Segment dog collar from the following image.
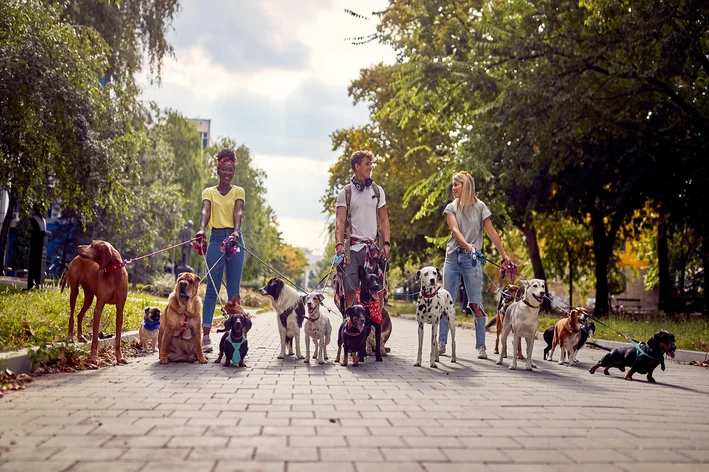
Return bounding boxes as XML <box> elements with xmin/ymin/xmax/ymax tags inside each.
<box><xmin>523</xmin><ymin>299</ymin><xmax>540</xmax><ymax>308</ymax></box>
<box><xmin>419</xmin><ymin>286</ymin><xmax>441</xmax><ymax>299</ymax></box>
<box><xmin>142</xmin><ymin>319</ymin><xmax>160</xmax><ymax>331</ymax></box>
<box><xmin>305</xmin><ymin>314</ymin><xmax>320</xmax><ymax>323</ymax></box>
<box><xmin>102</xmin><ymin>261</ymin><xmax>126</xmax><ymax>273</ymax></box>
<box><xmin>176</xmin><ymin>313</ymin><xmax>189</xmax><ymax>339</ymax></box>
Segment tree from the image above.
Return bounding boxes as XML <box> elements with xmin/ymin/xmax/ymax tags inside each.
<box><xmin>277</xmin><ymin>244</ymin><xmax>309</xmax><ymax>285</ymax></box>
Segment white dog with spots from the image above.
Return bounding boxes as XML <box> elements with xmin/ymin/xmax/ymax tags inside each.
<box><xmin>301</xmin><ymin>292</ymin><xmax>332</xmax><ymax>365</ymax></box>
<box><xmin>496</xmin><ymin>278</ymin><xmax>546</xmax><ymax>371</ymax></box>
<box><xmin>415</xmin><ymin>266</ymin><xmax>457</xmax><ymax>368</ymax></box>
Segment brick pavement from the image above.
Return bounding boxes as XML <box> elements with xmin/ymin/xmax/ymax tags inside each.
<box><xmin>1</xmin><ymin>299</ymin><xmax>708</xmax><ymax>472</ymax></box>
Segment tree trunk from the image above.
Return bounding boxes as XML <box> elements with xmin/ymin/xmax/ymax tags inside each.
<box><xmin>703</xmin><ymin>239</ymin><xmax>709</xmax><ymax>317</ymax></box>
<box><xmin>657</xmin><ymin>216</ymin><xmax>672</xmax><ymax>314</ymax></box>
<box><xmin>520</xmin><ymin>221</ymin><xmax>551</xmax><ymax>312</ymax></box>
<box><xmin>568</xmin><ymin>251</ymin><xmax>574</xmax><ymax>307</ymax></box>
<box><xmin>0</xmin><ymin>192</ymin><xmax>19</xmax><ymax>273</ymax></box>
<box><xmin>590</xmin><ymin>211</ymin><xmax>616</xmax><ymax>317</ymax></box>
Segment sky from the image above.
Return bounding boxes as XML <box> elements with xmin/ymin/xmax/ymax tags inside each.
<box><xmin>139</xmin><ymin>0</ymin><xmax>395</xmax><ymax>255</ymax></box>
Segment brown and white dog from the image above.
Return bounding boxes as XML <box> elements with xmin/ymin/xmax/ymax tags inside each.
<box><xmin>548</xmin><ymin>308</ymin><xmax>588</xmax><ymax>366</ymax></box>
<box><xmin>76</xmin><ymin>240</ymin><xmax>129</xmax><ymax>363</ymax></box>
<box><xmin>496</xmin><ymin>279</ymin><xmax>546</xmax><ymax>370</ymax></box>
<box><xmin>302</xmin><ymin>292</ymin><xmax>332</xmax><ymax>364</ymax></box>
<box><xmin>158</xmin><ymin>272</ymin><xmax>207</xmax><ymax>364</ymax></box>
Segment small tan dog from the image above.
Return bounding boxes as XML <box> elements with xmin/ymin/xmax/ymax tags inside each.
<box><xmin>139</xmin><ymin>307</ymin><xmax>161</xmax><ymax>353</ymax></box>
<box><xmin>158</xmin><ymin>272</ymin><xmax>207</xmax><ymax>364</ymax></box>
<box><xmin>548</xmin><ymin>308</ymin><xmax>587</xmax><ymax>366</ymax></box>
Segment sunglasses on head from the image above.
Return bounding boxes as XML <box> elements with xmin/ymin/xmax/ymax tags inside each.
<box><xmin>459</xmin><ymin>170</ymin><xmax>470</xmax><ymax>175</ymax></box>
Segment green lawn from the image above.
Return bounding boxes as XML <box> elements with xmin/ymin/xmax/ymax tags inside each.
<box><xmin>0</xmin><ymin>282</ymin><xmax>265</xmax><ymax>352</ymax></box>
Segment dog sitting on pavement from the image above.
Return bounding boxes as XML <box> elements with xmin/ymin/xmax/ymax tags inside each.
<box><xmin>335</xmin><ymin>304</ymin><xmax>370</xmax><ymax>367</ymax></box>
<box><xmin>215</xmin><ymin>295</ymin><xmax>252</xmax><ymax>368</ymax></box>
<box><xmin>259</xmin><ymin>278</ymin><xmax>305</xmax><ymax>360</ymax></box>
<box><xmin>547</xmin><ymin>308</ymin><xmax>588</xmax><ymax>366</ymax></box>
<box><xmin>139</xmin><ymin>307</ymin><xmax>161</xmax><ymax>353</ymax></box>
<box><xmin>589</xmin><ymin>330</ymin><xmax>676</xmax><ymax>382</ymax></box>
<box><xmin>358</xmin><ymin>266</ymin><xmax>392</xmax><ymax>361</ymax></box>
<box><xmin>496</xmin><ymin>279</ymin><xmax>546</xmax><ymax>370</ymax></box>
<box><xmin>414</xmin><ymin>266</ymin><xmax>456</xmax><ymax>368</ymax></box>
<box><xmin>159</xmin><ymin>272</ymin><xmax>207</xmax><ymax>364</ymax></box>
<box><xmin>302</xmin><ymin>292</ymin><xmax>332</xmax><ymax>364</ymax></box>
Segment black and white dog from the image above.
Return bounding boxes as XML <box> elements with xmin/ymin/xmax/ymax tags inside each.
<box><xmin>259</xmin><ymin>278</ymin><xmax>305</xmax><ymax>360</ymax></box>
<box><xmin>415</xmin><ymin>266</ymin><xmax>457</xmax><ymax>368</ymax></box>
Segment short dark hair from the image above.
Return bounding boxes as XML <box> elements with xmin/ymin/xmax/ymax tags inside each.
<box><xmin>350</xmin><ymin>150</ymin><xmax>374</xmax><ymax>171</ymax></box>
<box><xmin>215</xmin><ymin>147</ymin><xmax>237</xmax><ymax>163</ymax></box>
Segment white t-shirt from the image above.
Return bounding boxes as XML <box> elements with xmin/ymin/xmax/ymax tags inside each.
<box><xmin>336</xmin><ymin>183</ymin><xmax>386</xmax><ymax>252</ymax></box>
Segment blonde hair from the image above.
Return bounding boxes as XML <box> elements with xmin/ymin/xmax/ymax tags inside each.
<box><xmin>453</xmin><ymin>171</ymin><xmax>477</xmax><ymax>210</ymax></box>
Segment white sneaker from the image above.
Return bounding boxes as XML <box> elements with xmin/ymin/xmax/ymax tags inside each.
<box><xmin>477</xmin><ymin>347</ymin><xmax>488</xmax><ymax>359</ymax></box>
<box><xmin>438</xmin><ymin>343</ymin><xmax>446</xmax><ymax>355</ymax></box>
<box><xmin>202</xmin><ymin>336</ymin><xmax>213</xmax><ymax>353</ymax></box>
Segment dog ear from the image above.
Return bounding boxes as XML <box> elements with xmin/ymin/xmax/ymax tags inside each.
<box><xmin>300</xmin><ymin>294</ymin><xmax>307</xmax><ymax>306</ymax></box>
<box><xmin>315</xmin><ymin>293</ymin><xmax>324</xmax><ymax>303</ymax></box>
<box><xmin>415</xmin><ymin>270</ymin><xmax>421</xmax><ymax>282</ymax></box>
<box><xmin>145</xmin><ymin>307</ymin><xmax>150</xmax><ymax>315</ymax></box>
<box><xmin>95</xmin><ymin>242</ymin><xmax>114</xmax><ymax>270</ymax></box>
<box><xmin>230</xmin><ymin>295</ymin><xmax>239</xmax><ymax>305</ymax></box>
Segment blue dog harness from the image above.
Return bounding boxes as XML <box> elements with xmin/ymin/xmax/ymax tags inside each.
<box><xmin>228</xmin><ymin>334</ymin><xmax>247</xmax><ymax>364</ymax></box>
<box><xmin>141</xmin><ymin>319</ymin><xmax>160</xmax><ymax>331</ymax></box>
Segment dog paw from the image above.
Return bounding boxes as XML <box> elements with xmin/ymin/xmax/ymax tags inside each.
<box><xmin>159</xmin><ymin>359</ymin><xmax>168</xmax><ymax>364</ymax></box>
<box><xmin>558</xmin><ymin>360</ymin><xmax>565</xmax><ymax>365</ymax></box>
<box><xmin>430</xmin><ymin>363</ymin><xmax>437</xmax><ymax>368</ymax></box>
<box><xmin>277</xmin><ymin>354</ymin><xmax>285</xmax><ymax>359</ymax></box>
<box><xmin>304</xmin><ymin>359</ymin><xmax>310</xmax><ymax>364</ymax></box>
<box><xmin>317</xmin><ymin>359</ymin><xmax>325</xmax><ymax>365</ymax></box>
<box><xmin>116</xmin><ymin>357</ymin><xmax>128</xmax><ymax>365</ymax></box>
<box><xmin>647</xmin><ymin>377</ymin><xmax>656</xmax><ymax>383</ymax></box>
<box><xmin>508</xmin><ymin>365</ymin><xmax>516</xmax><ymax>370</ymax></box>
<box><xmin>414</xmin><ymin>361</ymin><xmax>421</xmax><ymax>367</ymax></box>
<box><xmin>376</xmin><ymin>356</ymin><xmax>383</xmax><ymax>362</ymax></box>
<box><xmin>496</xmin><ymin>360</ymin><xmax>503</xmax><ymax>365</ymax></box>
<box><xmin>525</xmin><ymin>366</ymin><xmax>533</xmax><ymax>371</ymax></box>
<box><xmin>297</xmin><ymin>354</ymin><xmax>305</xmax><ymax>359</ymax></box>
<box><xmin>532</xmin><ymin>363</ymin><xmax>538</xmax><ymax>368</ymax></box>
<box><xmin>451</xmin><ymin>357</ymin><xmax>457</xmax><ymax>363</ymax></box>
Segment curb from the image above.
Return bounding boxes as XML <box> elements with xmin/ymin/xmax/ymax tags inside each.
<box><xmin>0</xmin><ymin>330</ymin><xmax>141</xmax><ymax>375</ymax></box>
<box><xmin>395</xmin><ymin>313</ymin><xmax>709</xmax><ymax>363</ymax></box>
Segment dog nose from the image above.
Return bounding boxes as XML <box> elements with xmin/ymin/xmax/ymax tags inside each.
<box><xmin>429</xmin><ymin>278</ymin><xmax>435</xmax><ymax>284</ymax></box>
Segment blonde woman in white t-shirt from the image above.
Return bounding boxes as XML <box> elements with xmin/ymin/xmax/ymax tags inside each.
<box><xmin>195</xmin><ymin>148</ymin><xmax>246</xmax><ymax>353</ymax></box>
<box><xmin>439</xmin><ymin>171</ymin><xmax>512</xmax><ymax>359</ymax></box>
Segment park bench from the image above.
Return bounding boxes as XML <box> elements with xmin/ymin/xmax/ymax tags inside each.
<box><xmin>614</xmin><ymin>297</ymin><xmax>643</xmax><ymax>314</ymax></box>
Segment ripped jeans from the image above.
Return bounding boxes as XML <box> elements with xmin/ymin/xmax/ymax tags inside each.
<box><xmin>439</xmin><ymin>249</ymin><xmax>487</xmax><ymax>349</ymax></box>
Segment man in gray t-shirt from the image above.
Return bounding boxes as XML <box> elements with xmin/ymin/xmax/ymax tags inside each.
<box><xmin>444</xmin><ymin>200</ymin><xmax>492</xmax><ymax>255</ymax></box>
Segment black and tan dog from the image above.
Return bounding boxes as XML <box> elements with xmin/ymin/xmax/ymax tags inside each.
<box><xmin>335</xmin><ymin>304</ymin><xmax>370</xmax><ymax>367</ymax></box>
<box><xmin>215</xmin><ymin>295</ymin><xmax>253</xmax><ymax>368</ymax></box>
<box><xmin>358</xmin><ymin>265</ymin><xmax>392</xmax><ymax>361</ymax></box>
<box><xmin>544</xmin><ymin>319</ymin><xmax>595</xmax><ymax>362</ymax></box>
<box><xmin>589</xmin><ymin>330</ymin><xmax>676</xmax><ymax>382</ymax></box>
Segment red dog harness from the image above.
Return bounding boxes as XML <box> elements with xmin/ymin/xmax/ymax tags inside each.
<box><xmin>176</xmin><ymin>313</ymin><xmax>189</xmax><ymax>339</ymax></box>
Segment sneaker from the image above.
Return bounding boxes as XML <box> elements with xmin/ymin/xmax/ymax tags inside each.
<box><xmin>438</xmin><ymin>343</ymin><xmax>446</xmax><ymax>355</ymax></box>
<box><xmin>202</xmin><ymin>336</ymin><xmax>213</xmax><ymax>353</ymax></box>
<box><xmin>477</xmin><ymin>347</ymin><xmax>488</xmax><ymax>359</ymax></box>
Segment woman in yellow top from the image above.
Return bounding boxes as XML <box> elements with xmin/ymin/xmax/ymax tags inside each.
<box><xmin>196</xmin><ymin>147</ymin><xmax>245</xmax><ymax>353</ymax></box>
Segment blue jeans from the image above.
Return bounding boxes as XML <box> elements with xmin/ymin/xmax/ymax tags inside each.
<box><xmin>439</xmin><ymin>249</ymin><xmax>488</xmax><ymax>349</ymax></box>
<box><xmin>202</xmin><ymin>228</ymin><xmax>245</xmax><ymax>328</ymax></box>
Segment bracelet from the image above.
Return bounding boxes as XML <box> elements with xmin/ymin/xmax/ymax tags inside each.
<box><xmin>383</xmin><ymin>241</ymin><xmax>391</xmax><ymax>247</ymax></box>
<box><xmin>335</xmin><ymin>243</ymin><xmax>344</xmax><ymax>248</ymax></box>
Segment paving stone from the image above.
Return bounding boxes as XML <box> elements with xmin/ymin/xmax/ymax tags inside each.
<box><xmin>0</xmin><ymin>308</ymin><xmax>707</xmax><ymax>472</ymax></box>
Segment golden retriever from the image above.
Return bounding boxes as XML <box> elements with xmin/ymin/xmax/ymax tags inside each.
<box><xmin>158</xmin><ymin>272</ymin><xmax>207</xmax><ymax>364</ymax></box>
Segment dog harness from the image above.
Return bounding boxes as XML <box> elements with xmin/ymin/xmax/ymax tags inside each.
<box><xmin>141</xmin><ymin>319</ymin><xmax>160</xmax><ymax>331</ymax></box>
<box><xmin>176</xmin><ymin>313</ymin><xmax>189</xmax><ymax>339</ymax></box>
<box><xmin>362</xmin><ymin>299</ymin><xmax>382</xmax><ymax>324</ymax></box>
<box><xmin>279</xmin><ymin>306</ymin><xmax>294</xmax><ymax>329</ymax></box>
<box><xmin>228</xmin><ymin>334</ymin><xmax>246</xmax><ymax>364</ymax></box>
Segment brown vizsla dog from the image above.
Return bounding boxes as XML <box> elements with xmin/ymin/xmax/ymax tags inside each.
<box><xmin>77</xmin><ymin>240</ymin><xmax>129</xmax><ymax>363</ymax></box>
<box><xmin>60</xmin><ymin>256</ymin><xmax>99</xmax><ymax>343</ymax></box>
<box><xmin>494</xmin><ymin>284</ymin><xmax>524</xmax><ymax>360</ymax></box>
<box><xmin>158</xmin><ymin>272</ymin><xmax>207</xmax><ymax>364</ymax></box>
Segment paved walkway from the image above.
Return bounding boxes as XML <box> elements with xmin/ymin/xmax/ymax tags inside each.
<box><xmin>1</xmin><ymin>299</ymin><xmax>709</xmax><ymax>472</ymax></box>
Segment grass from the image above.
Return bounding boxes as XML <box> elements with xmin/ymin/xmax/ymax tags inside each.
<box><xmin>386</xmin><ymin>299</ymin><xmax>709</xmax><ymax>352</ymax></box>
<box><xmin>0</xmin><ymin>282</ymin><xmax>269</xmax><ymax>353</ymax></box>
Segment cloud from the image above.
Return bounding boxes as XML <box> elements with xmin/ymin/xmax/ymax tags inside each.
<box><xmin>140</xmin><ymin>0</ymin><xmax>395</xmax><ymax>252</ymax></box>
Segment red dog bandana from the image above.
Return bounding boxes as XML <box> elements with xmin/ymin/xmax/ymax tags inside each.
<box><xmin>362</xmin><ymin>299</ymin><xmax>382</xmax><ymax>324</ymax></box>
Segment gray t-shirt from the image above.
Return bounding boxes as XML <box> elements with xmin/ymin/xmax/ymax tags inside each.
<box><xmin>444</xmin><ymin>200</ymin><xmax>492</xmax><ymax>256</ymax></box>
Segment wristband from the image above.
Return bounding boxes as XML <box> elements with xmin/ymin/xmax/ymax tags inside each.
<box><xmin>383</xmin><ymin>241</ymin><xmax>391</xmax><ymax>247</ymax></box>
<box><xmin>335</xmin><ymin>243</ymin><xmax>344</xmax><ymax>248</ymax></box>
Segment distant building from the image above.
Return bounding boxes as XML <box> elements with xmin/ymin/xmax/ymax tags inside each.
<box><xmin>190</xmin><ymin>119</ymin><xmax>211</xmax><ymax>150</ymax></box>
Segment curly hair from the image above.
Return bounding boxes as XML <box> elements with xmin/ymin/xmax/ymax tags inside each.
<box><xmin>215</xmin><ymin>147</ymin><xmax>237</xmax><ymax>163</ymax></box>
<box><xmin>350</xmin><ymin>150</ymin><xmax>374</xmax><ymax>171</ymax></box>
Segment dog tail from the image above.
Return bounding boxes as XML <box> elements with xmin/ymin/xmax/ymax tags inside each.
<box><xmin>59</xmin><ymin>272</ymin><xmax>68</xmax><ymax>293</ymax></box>
<box><xmin>486</xmin><ymin>315</ymin><xmax>497</xmax><ymax>330</ymax></box>
<box><xmin>586</xmin><ymin>342</ymin><xmax>613</xmax><ymax>352</ymax></box>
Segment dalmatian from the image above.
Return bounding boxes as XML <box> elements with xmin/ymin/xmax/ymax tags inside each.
<box><xmin>414</xmin><ymin>266</ymin><xmax>456</xmax><ymax>368</ymax></box>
